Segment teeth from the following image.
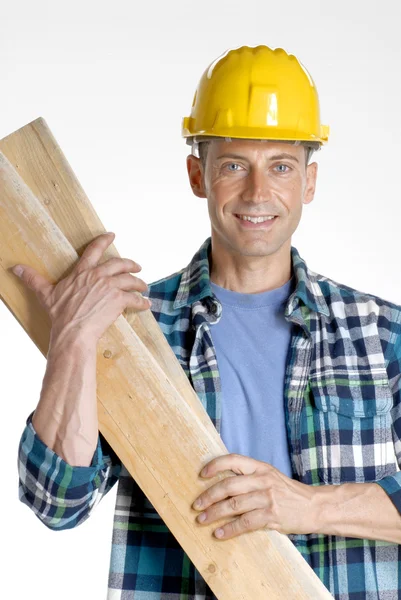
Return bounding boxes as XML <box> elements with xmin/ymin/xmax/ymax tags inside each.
<box><xmin>238</xmin><ymin>215</ymin><xmax>276</xmax><ymax>223</ymax></box>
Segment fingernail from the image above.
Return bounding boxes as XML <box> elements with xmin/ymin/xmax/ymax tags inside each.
<box><xmin>12</xmin><ymin>266</ymin><xmax>24</xmax><ymax>277</ymax></box>
<box><xmin>193</xmin><ymin>499</ymin><xmax>202</xmax><ymax>510</ymax></box>
<box><xmin>215</xmin><ymin>528</ymin><xmax>224</xmax><ymax>538</ymax></box>
<box><xmin>197</xmin><ymin>512</ymin><xmax>206</xmax><ymax>523</ymax></box>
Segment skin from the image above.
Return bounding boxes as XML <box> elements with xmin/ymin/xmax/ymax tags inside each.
<box><xmin>187</xmin><ymin>139</ymin><xmax>401</xmax><ymax>543</ymax></box>
<box><xmin>187</xmin><ymin>139</ymin><xmax>317</xmax><ymax>293</ymax></box>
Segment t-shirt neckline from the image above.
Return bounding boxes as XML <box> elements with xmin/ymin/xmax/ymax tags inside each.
<box><xmin>210</xmin><ymin>276</ymin><xmax>295</xmax><ymax>309</ymax></box>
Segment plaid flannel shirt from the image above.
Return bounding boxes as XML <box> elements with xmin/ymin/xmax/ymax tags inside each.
<box><xmin>18</xmin><ymin>237</ymin><xmax>401</xmax><ymax>599</ymax></box>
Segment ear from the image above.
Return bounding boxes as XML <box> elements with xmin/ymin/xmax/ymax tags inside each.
<box><xmin>303</xmin><ymin>162</ymin><xmax>318</xmax><ymax>205</ymax></box>
<box><xmin>186</xmin><ymin>154</ymin><xmax>207</xmax><ymax>198</ymax></box>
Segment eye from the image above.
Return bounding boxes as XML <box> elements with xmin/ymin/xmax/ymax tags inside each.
<box><xmin>275</xmin><ymin>164</ymin><xmax>290</xmax><ymax>173</ymax></box>
<box><xmin>224</xmin><ymin>162</ymin><xmax>242</xmax><ymax>172</ymax></box>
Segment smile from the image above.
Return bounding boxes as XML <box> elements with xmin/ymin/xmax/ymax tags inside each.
<box><xmin>236</xmin><ymin>214</ymin><xmax>276</xmax><ymax>224</ymax></box>
<box><xmin>235</xmin><ymin>214</ymin><xmax>278</xmax><ymax>229</ymax></box>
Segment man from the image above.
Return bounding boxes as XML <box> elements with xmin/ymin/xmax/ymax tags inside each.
<box><xmin>15</xmin><ymin>45</ymin><xmax>401</xmax><ymax>599</ymax></box>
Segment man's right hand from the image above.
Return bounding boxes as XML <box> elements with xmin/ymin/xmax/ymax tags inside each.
<box><xmin>12</xmin><ymin>231</ymin><xmax>151</xmax><ymax>346</ymax></box>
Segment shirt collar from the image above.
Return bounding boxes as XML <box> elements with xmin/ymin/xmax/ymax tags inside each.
<box><xmin>173</xmin><ymin>237</ymin><xmax>330</xmax><ymax>318</ymax></box>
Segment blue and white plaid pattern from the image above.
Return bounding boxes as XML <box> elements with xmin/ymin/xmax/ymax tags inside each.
<box><xmin>18</xmin><ymin>238</ymin><xmax>401</xmax><ymax>599</ymax></box>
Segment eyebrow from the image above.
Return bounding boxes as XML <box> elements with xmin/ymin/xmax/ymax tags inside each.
<box><xmin>215</xmin><ymin>152</ymin><xmax>299</xmax><ymax>163</ymax></box>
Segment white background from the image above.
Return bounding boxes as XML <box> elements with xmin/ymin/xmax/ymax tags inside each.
<box><xmin>1</xmin><ymin>1</ymin><xmax>400</xmax><ymax>598</ymax></box>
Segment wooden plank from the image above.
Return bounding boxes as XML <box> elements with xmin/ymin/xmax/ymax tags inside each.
<box><xmin>0</xmin><ymin>118</ymin><xmax>213</xmax><ymax>433</ymax></box>
<box><xmin>0</xmin><ymin>126</ymin><xmax>333</xmax><ymax>598</ymax></box>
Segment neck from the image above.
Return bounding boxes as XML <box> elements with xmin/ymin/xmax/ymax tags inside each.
<box><xmin>209</xmin><ymin>236</ymin><xmax>292</xmax><ymax>294</ymax></box>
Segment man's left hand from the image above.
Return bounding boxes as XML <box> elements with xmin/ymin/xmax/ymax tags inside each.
<box><xmin>192</xmin><ymin>453</ymin><xmax>320</xmax><ymax>540</ymax></box>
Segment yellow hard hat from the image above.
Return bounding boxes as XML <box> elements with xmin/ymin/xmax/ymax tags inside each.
<box><xmin>182</xmin><ymin>45</ymin><xmax>329</xmax><ymax>145</ymax></box>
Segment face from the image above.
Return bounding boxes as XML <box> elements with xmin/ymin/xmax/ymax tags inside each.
<box><xmin>187</xmin><ymin>139</ymin><xmax>318</xmax><ymax>259</ymax></box>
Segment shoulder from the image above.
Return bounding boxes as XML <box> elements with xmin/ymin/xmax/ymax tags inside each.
<box><xmin>314</xmin><ymin>267</ymin><xmax>401</xmax><ymax>312</ymax></box>
<box><xmin>148</xmin><ymin>268</ymin><xmax>185</xmax><ymax>304</ymax></box>
<box><xmin>145</xmin><ymin>267</ymin><xmax>196</xmax><ymax>355</ymax></box>
<box><xmin>146</xmin><ymin>268</ymin><xmax>189</xmax><ymax>336</ymax></box>
<box><xmin>312</xmin><ymin>266</ymin><xmax>401</xmax><ymax>347</ymax></box>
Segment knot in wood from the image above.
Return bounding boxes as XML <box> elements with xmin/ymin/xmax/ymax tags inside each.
<box><xmin>103</xmin><ymin>349</ymin><xmax>112</xmax><ymax>359</ymax></box>
<box><xmin>208</xmin><ymin>564</ymin><xmax>216</xmax><ymax>574</ymax></box>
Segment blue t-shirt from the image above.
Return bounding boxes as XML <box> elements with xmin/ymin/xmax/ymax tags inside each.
<box><xmin>209</xmin><ymin>276</ymin><xmax>295</xmax><ymax>477</ymax></box>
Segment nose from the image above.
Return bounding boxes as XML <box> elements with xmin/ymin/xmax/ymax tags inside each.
<box><xmin>241</xmin><ymin>166</ymin><xmax>272</xmax><ymax>204</ymax></box>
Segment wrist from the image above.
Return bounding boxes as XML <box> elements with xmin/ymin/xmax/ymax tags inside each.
<box><xmin>310</xmin><ymin>482</ymin><xmax>344</xmax><ymax>535</ymax></box>
<box><xmin>48</xmin><ymin>325</ymin><xmax>97</xmax><ymax>356</ymax></box>
<box><xmin>312</xmin><ymin>482</ymin><xmax>375</xmax><ymax>537</ymax></box>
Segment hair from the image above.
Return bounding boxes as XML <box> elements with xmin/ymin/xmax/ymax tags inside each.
<box><xmin>196</xmin><ymin>139</ymin><xmax>320</xmax><ymax>169</ymax></box>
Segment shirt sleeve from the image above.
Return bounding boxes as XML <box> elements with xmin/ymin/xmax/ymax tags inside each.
<box><xmin>375</xmin><ymin>327</ymin><xmax>401</xmax><ymax>512</ymax></box>
<box><xmin>18</xmin><ymin>412</ymin><xmax>121</xmax><ymax>530</ymax></box>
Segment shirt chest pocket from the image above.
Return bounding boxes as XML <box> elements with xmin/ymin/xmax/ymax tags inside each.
<box><xmin>302</xmin><ymin>374</ymin><xmax>395</xmax><ymax>485</ymax></box>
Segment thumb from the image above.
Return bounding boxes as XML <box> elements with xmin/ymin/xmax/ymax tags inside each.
<box><xmin>12</xmin><ymin>264</ymin><xmax>53</xmax><ymax>303</ymax></box>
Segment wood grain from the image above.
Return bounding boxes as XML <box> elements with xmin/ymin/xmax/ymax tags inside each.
<box><xmin>0</xmin><ymin>117</ymin><xmax>213</xmax><ymax>432</ymax></box>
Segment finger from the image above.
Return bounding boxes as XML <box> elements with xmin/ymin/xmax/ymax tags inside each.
<box><xmin>201</xmin><ymin>453</ymin><xmax>261</xmax><ymax>478</ymax></box>
<box><xmin>11</xmin><ymin>264</ymin><xmax>53</xmax><ymax>305</ymax></box>
<box><xmin>213</xmin><ymin>508</ymin><xmax>268</xmax><ymax>540</ymax></box>
<box><xmin>197</xmin><ymin>491</ymin><xmax>266</xmax><ymax>525</ymax></box>
<box><xmin>122</xmin><ymin>290</ymin><xmax>152</xmax><ymax>312</ymax></box>
<box><xmin>95</xmin><ymin>257</ymin><xmax>143</xmax><ymax>278</ymax></box>
<box><xmin>112</xmin><ymin>273</ymin><xmax>148</xmax><ymax>294</ymax></box>
<box><xmin>193</xmin><ymin>474</ymin><xmax>264</xmax><ymax>511</ymax></box>
<box><xmin>76</xmin><ymin>232</ymin><xmax>116</xmax><ymax>273</ymax></box>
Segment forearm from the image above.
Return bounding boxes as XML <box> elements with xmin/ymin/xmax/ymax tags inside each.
<box><xmin>32</xmin><ymin>331</ymin><xmax>98</xmax><ymax>467</ymax></box>
<box><xmin>314</xmin><ymin>481</ymin><xmax>401</xmax><ymax>544</ymax></box>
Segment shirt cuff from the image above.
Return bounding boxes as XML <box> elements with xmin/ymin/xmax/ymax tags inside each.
<box><xmin>24</xmin><ymin>411</ymin><xmax>106</xmax><ymax>484</ymax></box>
<box><xmin>375</xmin><ymin>473</ymin><xmax>401</xmax><ymax>515</ymax></box>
